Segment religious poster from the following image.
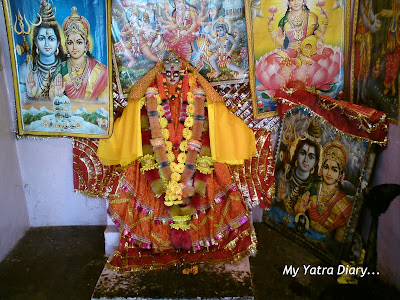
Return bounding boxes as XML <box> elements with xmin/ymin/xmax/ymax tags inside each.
<box><xmin>265</xmin><ymin>89</ymin><xmax>388</xmax><ymax>264</ymax></box>
<box><xmin>249</xmin><ymin>0</ymin><xmax>349</xmax><ymax>119</ymax></box>
<box><xmin>111</xmin><ymin>0</ymin><xmax>252</xmax><ymax>97</ymax></box>
<box><xmin>350</xmin><ymin>0</ymin><xmax>400</xmax><ymax>124</ymax></box>
<box><xmin>3</xmin><ymin>0</ymin><xmax>112</xmax><ymax>137</ymax></box>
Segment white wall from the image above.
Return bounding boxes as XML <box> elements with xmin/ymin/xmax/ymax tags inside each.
<box><xmin>0</xmin><ymin>3</ymin><xmax>29</xmax><ymax>261</ymax></box>
<box><xmin>17</xmin><ymin>138</ymin><xmax>107</xmax><ymax>226</ymax></box>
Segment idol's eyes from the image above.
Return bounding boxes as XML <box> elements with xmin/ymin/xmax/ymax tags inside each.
<box><xmin>166</xmin><ymin>71</ymin><xmax>180</xmax><ymax>77</ymax></box>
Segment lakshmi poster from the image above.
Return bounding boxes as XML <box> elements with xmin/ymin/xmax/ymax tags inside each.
<box><xmin>3</xmin><ymin>0</ymin><xmax>112</xmax><ymax>138</ymax></box>
<box><xmin>250</xmin><ymin>0</ymin><xmax>347</xmax><ymax>119</ymax></box>
<box><xmin>111</xmin><ymin>0</ymin><xmax>251</xmax><ymax>97</ymax></box>
<box><xmin>265</xmin><ymin>101</ymin><xmax>382</xmax><ymax>264</ymax></box>
<box><xmin>351</xmin><ymin>0</ymin><xmax>400</xmax><ymax>124</ymax></box>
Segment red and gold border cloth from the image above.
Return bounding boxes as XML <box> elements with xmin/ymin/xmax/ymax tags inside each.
<box><xmin>73</xmin><ymin>138</ymin><xmax>123</xmax><ymax>198</ymax></box>
<box><xmin>106</xmin><ymin>161</ymin><xmax>257</xmax><ymax>272</ymax></box>
<box><xmin>72</xmin><ymin>129</ymin><xmax>275</xmax><ymax>209</ymax></box>
<box><xmin>275</xmin><ymin>89</ymin><xmax>389</xmax><ymax>146</ymax></box>
<box><xmin>230</xmin><ymin>128</ymin><xmax>275</xmax><ymax>210</ymax></box>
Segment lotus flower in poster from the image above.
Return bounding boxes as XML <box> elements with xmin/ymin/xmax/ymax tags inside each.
<box><xmin>255</xmin><ymin>46</ymin><xmax>343</xmax><ymax>97</ymax></box>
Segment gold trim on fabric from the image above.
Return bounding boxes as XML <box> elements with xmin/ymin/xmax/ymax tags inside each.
<box><xmin>105</xmin><ymin>226</ymin><xmax>258</xmax><ymax>273</ymax></box>
<box><xmin>277</xmin><ymin>98</ymin><xmax>388</xmax><ymax>145</ymax></box>
<box><xmin>216</xmin><ymin>197</ymin><xmax>231</xmax><ymax>228</ymax></box>
<box><xmin>109</xmin><ymin>198</ymin><xmax>131</xmax><ymax>204</ymax></box>
<box><xmin>151</xmin><ymin>232</ymin><xmax>170</xmax><ymax>247</ymax></box>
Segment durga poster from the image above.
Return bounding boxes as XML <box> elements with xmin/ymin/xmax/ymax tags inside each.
<box><xmin>249</xmin><ymin>0</ymin><xmax>348</xmax><ymax>119</ymax></box>
<box><xmin>111</xmin><ymin>0</ymin><xmax>251</xmax><ymax>97</ymax></box>
<box><xmin>3</xmin><ymin>0</ymin><xmax>112</xmax><ymax>138</ymax></box>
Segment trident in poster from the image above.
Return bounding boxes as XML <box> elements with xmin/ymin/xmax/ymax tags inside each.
<box><xmin>13</xmin><ymin>10</ymin><xmax>32</xmax><ymax>56</ymax></box>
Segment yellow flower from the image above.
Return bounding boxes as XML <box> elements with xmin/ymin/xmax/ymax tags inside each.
<box><xmin>170</xmin><ymin>172</ymin><xmax>181</xmax><ymax>182</ymax></box>
<box><xmin>170</xmin><ymin>162</ymin><xmax>177</xmax><ymax>172</ymax></box>
<box><xmin>184</xmin><ymin>116</ymin><xmax>194</xmax><ymax>128</ymax></box>
<box><xmin>186</xmin><ymin>104</ymin><xmax>195</xmax><ymax>115</ymax></box>
<box><xmin>177</xmin><ymin>152</ymin><xmax>187</xmax><ymax>164</ymax></box>
<box><xmin>196</xmin><ymin>156</ymin><xmax>214</xmax><ymax>174</ymax></box>
<box><xmin>179</xmin><ymin>140</ymin><xmax>188</xmax><ymax>152</ymax></box>
<box><xmin>162</xmin><ymin>128</ymin><xmax>170</xmax><ymax>140</ymax></box>
<box><xmin>156</xmin><ymin>94</ymin><xmax>162</xmax><ymax>104</ymax></box>
<box><xmin>187</xmin><ymin>92</ymin><xmax>194</xmax><ymax>104</ymax></box>
<box><xmin>176</xmin><ymin>163</ymin><xmax>185</xmax><ymax>173</ymax></box>
<box><xmin>138</xmin><ymin>154</ymin><xmax>157</xmax><ymax>172</ymax></box>
<box><xmin>167</xmin><ymin>151</ymin><xmax>175</xmax><ymax>162</ymax></box>
<box><xmin>168</xmin><ymin>181</ymin><xmax>182</xmax><ymax>195</ymax></box>
<box><xmin>165</xmin><ymin>141</ymin><xmax>173</xmax><ymax>151</ymax></box>
<box><xmin>157</xmin><ymin>105</ymin><xmax>165</xmax><ymax>116</ymax></box>
<box><xmin>159</xmin><ymin>117</ymin><xmax>168</xmax><ymax>129</ymax></box>
<box><xmin>140</xmin><ymin>97</ymin><xmax>146</xmax><ymax>109</ymax></box>
<box><xmin>182</xmin><ymin>128</ymin><xmax>192</xmax><ymax>140</ymax></box>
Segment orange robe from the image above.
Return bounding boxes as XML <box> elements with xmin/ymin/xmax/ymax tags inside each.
<box><xmin>98</xmin><ymin>65</ymin><xmax>257</xmax><ymax>271</ymax></box>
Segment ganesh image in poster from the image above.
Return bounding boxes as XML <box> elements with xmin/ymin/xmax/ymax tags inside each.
<box><xmin>4</xmin><ymin>0</ymin><xmax>112</xmax><ymax>137</ymax></box>
<box><xmin>251</xmin><ymin>0</ymin><xmax>346</xmax><ymax>118</ymax></box>
<box><xmin>352</xmin><ymin>0</ymin><xmax>400</xmax><ymax>123</ymax></box>
<box><xmin>111</xmin><ymin>0</ymin><xmax>250</xmax><ymax>96</ymax></box>
<box><xmin>267</xmin><ymin>109</ymin><xmax>372</xmax><ymax>263</ymax></box>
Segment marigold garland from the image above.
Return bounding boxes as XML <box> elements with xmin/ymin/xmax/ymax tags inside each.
<box><xmin>139</xmin><ymin>71</ymin><xmax>216</xmax><ymax>238</ymax></box>
<box><xmin>144</xmin><ymin>73</ymin><xmax>206</xmax><ymax>207</ymax></box>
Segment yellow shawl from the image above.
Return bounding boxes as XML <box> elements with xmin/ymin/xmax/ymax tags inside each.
<box><xmin>97</xmin><ymin>62</ymin><xmax>256</xmax><ymax>166</ymax></box>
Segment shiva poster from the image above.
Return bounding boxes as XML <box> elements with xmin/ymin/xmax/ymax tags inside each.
<box><xmin>3</xmin><ymin>0</ymin><xmax>112</xmax><ymax>138</ymax></box>
<box><xmin>266</xmin><ymin>105</ymin><xmax>377</xmax><ymax>264</ymax></box>
<box><xmin>111</xmin><ymin>0</ymin><xmax>251</xmax><ymax>97</ymax></box>
<box><xmin>249</xmin><ymin>0</ymin><xmax>348</xmax><ymax>119</ymax></box>
<box><xmin>350</xmin><ymin>0</ymin><xmax>400</xmax><ymax>123</ymax></box>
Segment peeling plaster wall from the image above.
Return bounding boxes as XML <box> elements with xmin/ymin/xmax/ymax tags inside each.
<box><xmin>0</xmin><ymin>4</ymin><xmax>29</xmax><ymax>261</ymax></box>
<box><xmin>372</xmin><ymin>123</ymin><xmax>400</xmax><ymax>290</ymax></box>
<box><xmin>17</xmin><ymin>138</ymin><xmax>107</xmax><ymax>226</ymax></box>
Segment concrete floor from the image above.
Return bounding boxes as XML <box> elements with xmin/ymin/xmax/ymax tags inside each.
<box><xmin>0</xmin><ymin>223</ymin><xmax>399</xmax><ymax>299</ymax></box>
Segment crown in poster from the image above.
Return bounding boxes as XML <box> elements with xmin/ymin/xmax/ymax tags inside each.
<box><xmin>62</xmin><ymin>6</ymin><xmax>90</xmax><ymax>39</ymax></box>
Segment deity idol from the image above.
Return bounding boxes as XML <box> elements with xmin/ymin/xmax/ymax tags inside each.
<box><xmin>97</xmin><ymin>50</ymin><xmax>257</xmax><ymax>271</ymax></box>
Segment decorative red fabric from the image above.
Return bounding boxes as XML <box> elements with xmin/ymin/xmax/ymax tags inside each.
<box><xmin>275</xmin><ymin>89</ymin><xmax>389</xmax><ymax>145</ymax></box>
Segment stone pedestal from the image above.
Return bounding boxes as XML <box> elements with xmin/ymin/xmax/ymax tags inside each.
<box><xmin>104</xmin><ymin>203</ymin><xmax>119</xmax><ymax>257</ymax></box>
<box><xmin>104</xmin><ymin>223</ymin><xmax>119</xmax><ymax>257</ymax></box>
<box><xmin>92</xmin><ymin>257</ymin><xmax>254</xmax><ymax>300</ymax></box>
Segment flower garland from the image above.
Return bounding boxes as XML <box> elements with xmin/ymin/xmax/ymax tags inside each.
<box><xmin>144</xmin><ymin>72</ymin><xmax>209</xmax><ymax>208</ymax></box>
